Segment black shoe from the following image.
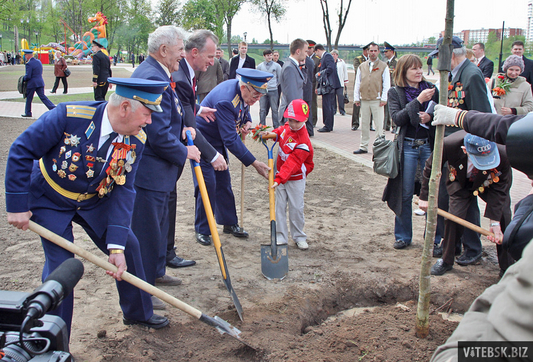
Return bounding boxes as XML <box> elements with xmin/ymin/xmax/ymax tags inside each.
<box><xmin>456</xmin><ymin>252</ymin><xmax>482</xmax><ymax>266</ymax></box>
<box><xmin>123</xmin><ymin>314</ymin><xmax>169</xmax><ymax>329</ymax></box>
<box><xmin>196</xmin><ymin>232</ymin><xmax>212</xmax><ymax>246</ymax></box>
<box><xmin>63</xmin><ymin>92</ymin><xmax>68</xmax><ymax>94</ymax></box>
<box><xmin>433</xmin><ymin>244</ymin><xmax>443</xmax><ymax>258</ymax></box>
<box><xmin>340</xmin><ymin>111</ymin><xmax>346</xmax><ymax>116</ymax></box>
<box><xmin>317</xmin><ymin>127</ymin><xmax>331</xmax><ymax>133</ymax></box>
<box><xmin>223</xmin><ymin>224</ymin><xmax>249</xmax><ymax>238</ymax></box>
<box><xmin>393</xmin><ymin>240</ymin><xmax>409</xmax><ymax>249</ymax></box>
<box><xmin>353</xmin><ymin>149</ymin><xmax>368</xmax><ymax>154</ymax></box>
<box><xmin>167</xmin><ymin>256</ymin><xmax>196</xmax><ymax>268</ymax></box>
<box><xmin>351</xmin><ymin>126</ymin><xmax>358</xmax><ymax>131</ymax></box>
<box><xmin>50</xmin><ymin>91</ymin><xmax>56</xmax><ymax>94</ymax></box>
<box><xmin>370</xmin><ymin>127</ymin><xmax>376</xmax><ymax>131</ymax></box>
<box><xmin>21</xmin><ymin>114</ymin><xmax>32</xmax><ymax>117</ymax></box>
<box><xmin>431</xmin><ymin>259</ymin><xmax>453</xmax><ymax>276</ymax></box>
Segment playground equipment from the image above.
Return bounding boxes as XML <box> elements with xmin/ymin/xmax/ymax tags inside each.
<box><xmin>69</xmin><ymin>12</ymin><xmax>109</xmax><ymax>58</ymax></box>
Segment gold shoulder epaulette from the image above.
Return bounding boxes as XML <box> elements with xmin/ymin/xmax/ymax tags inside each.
<box><xmin>135</xmin><ymin>129</ymin><xmax>147</xmax><ymax>144</ymax></box>
<box><xmin>232</xmin><ymin>94</ymin><xmax>240</xmax><ymax>108</ymax></box>
<box><xmin>66</xmin><ymin>105</ymin><xmax>97</xmax><ymax>120</ymax></box>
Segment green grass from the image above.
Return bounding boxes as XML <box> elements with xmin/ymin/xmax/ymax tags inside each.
<box><xmin>5</xmin><ymin>92</ymin><xmax>114</xmax><ymax>103</ymax></box>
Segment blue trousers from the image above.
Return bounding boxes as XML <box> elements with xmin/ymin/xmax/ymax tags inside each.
<box><xmin>36</xmin><ymin>213</ymin><xmax>152</xmax><ymax>337</ymax></box>
<box><xmin>25</xmin><ymin>86</ymin><xmax>55</xmax><ymax>115</ymax></box>
<box><xmin>194</xmin><ymin>160</ymin><xmax>238</xmax><ymax>235</ymax></box>
<box><xmin>131</xmin><ymin>187</ymin><xmax>169</xmax><ymax>284</ymax></box>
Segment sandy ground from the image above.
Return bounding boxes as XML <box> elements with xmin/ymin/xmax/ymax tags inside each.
<box><xmin>0</xmin><ymin>116</ymin><xmax>503</xmax><ymax>361</ymax></box>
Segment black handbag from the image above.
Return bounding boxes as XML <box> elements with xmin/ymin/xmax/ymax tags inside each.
<box><xmin>372</xmin><ymin>132</ymin><xmax>400</xmax><ymax>178</ymax></box>
<box><xmin>343</xmin><ymin>87</ymin><xmax>349</xmax><ymax>104</ymax></box>
<box><xmin>17</xmin><ymin>75</ymin><xmax>27</xmax><ymax>99</ymax></box>
<box><xmin>64</xmin><ymin>68</ymin><xmax>71</xmax><ymax>77</ymax></box>
<box><xmin>316</xmin><ymin>72</ymin><xmax>333</xmax><ymax>95</ymax></box>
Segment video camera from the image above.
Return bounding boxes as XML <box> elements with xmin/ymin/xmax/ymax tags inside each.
<box><xmin>0</xmin><ymin>259</ymin><xmax>84</xmax><ymax>362</ymax></box>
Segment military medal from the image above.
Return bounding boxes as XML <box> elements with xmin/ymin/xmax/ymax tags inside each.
<box><xmin>85</xmin><ymin>155</ymin><xmax>95</xmax><ymax>162</ymax></box>
<box><xmin>86</xmin><ymin>143</ymin><xmax>95</xmax><ymax>153</ymax></box>
<box><xmin>65</xmin><ymin>150</ymin><xmax>72</xmax><ymax>160</ymax></box>
<box><xmin>64</xmin><ymin>133</ymin><xmax>71</xmax><ymax>145</ymax></box>
<box><xmin>62</xmin><ymin>161</ymin><xmax>68</xmax><ymax>169</ymax></box>
<box><xmin>57</xmin><ymin>170</ymin><xmax>66</xmax><ymax>178</ymax></box>
<box><xmin>59</xmin><ymin>146</ymin><xmax>66</xmax><ymax>158</ymax></box>
<box><xmin>68</xmin><ymin>174</ymin><xmax>76</xmax><ymax>181</ymax></box>
<box><xmin>449</xmin><ymin>165</ymin><xmax>457</xmax><ymax>182</ymax></box>
<box><xmin>69</xmin><ymin>163</ymin><xmax>78</xmax><ymax>172</ymax></box>
<box><xmin>72</xmin><ymin>152</ymin><xmax>81</xmax><ymax>162</ymax></box>
<box><xmin>52</xmin><ymin>159</ymin><xmax>58</xmax><ymax>172</ymax></box>
<box><xmin>116</xmin><ymin>175</ymin><xmax>126</xmax><ymax>185</ymax></box>
<box><xmin>473</xmin><ymin>190</ymin><xmax>479</xmax><ymax>196</ymax></box>
<box><xmin>125</xmin><ymin>162</ymin><xmax>132</xmax><ymax>173</ymax></box>
<box><xmin>69</xmin><ymin>134</ymin><xmax>81</xmax><ymax>147</ymax></box>
<box><xmin>86</xmin><ymin>163</ymin><xmax>95</xmax><ymax>178</ymax></box>
<box><xmin>479</xmin><ymin>186</ymin><xmax>484</xmax><ymax>193</ymax></box>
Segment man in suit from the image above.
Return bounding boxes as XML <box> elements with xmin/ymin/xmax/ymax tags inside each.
<box><xmin>302</xmin><ymin>46</ymin><xmax>316</xmax><ymax>136</ymax></box>
<box><xmin>196</xmin><ymin>58</ymin><xmax>224</xmax><ymax>102</ymax></box>
<box><xmin>6</xmin><ymin>77</ymin><xmax>171</xmax><ymax>333</ymax></box>
<box><xmin>419</xmin><ymin>132</ymin><xmax>512</xmax><ymax>276</ymax></box>
<box><xmin>21</xmin><ymin>49</ymin><xmax>55</xmax><ymax>117</ymax></box>
<box><xmin>170</xmin><ymin>29</ymin><xmax>227</xmax><ymax>250</ymax></box>
<box><xmin>306</xmin><ymin>40</ymin><xmax>321</xmax><ymax>127</ymax></box>
<box><xmin>383</xmin><ymin>42</ymin><xmax>398</xmax><ymax>132</ymax></box>
<box><xmin>351</xmin><ymin>43</ymin><xmax>371</xmax><ymax>131</ymax></box>
<box><xmin>353</xmin><ymin>43</ymin><xmax>390</xmax><ymax>153</ymax></box>
<box><xmin>273</xmin><ymin>50</ymin><xmax>284</xmax><ymax>107</ymax></box>
<box><xmin>91</xmin><ymin>40</ymin><xmax>112</xmax><ymax>101</ymax></box>
<box><xmin>215</xmin><ymin>47</ymin><xmax>230</xmax><ymax>81</ymax></box>
<box><xmin>130</xmin><ymin>26</ymin><xmax>202</xmax><ymax>310</ymax></box>
<box><xmin>278</xmin><ymin>38</ymin><xmax>308</xmax><ymax>124</ymax></box>
<box><xmin>428</xmin><ymin>36</ymin><xmax>492</xmax><ymax>262</ymax></box>
<box><xmin>256</xmin><ymin>49</ymin><xmax>282</xmax><ymax>128</ymax></box>
<box><xmin>229</xmin><ymin>41</ymin><xmax>256</xmax><ymax>79</ymax></box>
<box><xmin>472</xmin><ymin>42</ymin><xmax>494</xmax><ymax>79</ymax></box>
<box><xmin>194</xmin><ymin>69</ymin><xmax>271</xmax><ymax>243</ymax></box>
<box><xmin>315</xmin><ymin>44</ymin><xmax>342</xmax><ymax>133</ymax></box>
<box><xmin>511</xmin><ymin>40</ymin><xmax>533</xmax><ymax>92</ymax></box>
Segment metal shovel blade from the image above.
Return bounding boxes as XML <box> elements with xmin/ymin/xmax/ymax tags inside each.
<box><xmin>261</xmin><ymin>220</ymin><xmax>288</xmax><ymax>280</ymax></box>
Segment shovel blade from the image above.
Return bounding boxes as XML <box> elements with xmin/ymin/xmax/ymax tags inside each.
<box><xmin>261</xmin><ymin>244</ymin><xmax>288</xmax><ymax>280</ymax></box>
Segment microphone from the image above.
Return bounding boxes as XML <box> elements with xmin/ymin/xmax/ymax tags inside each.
<box><xmin>24</xmin><ymin>258</ymin><xmax>84</xmax><ymax>324</ymax></box>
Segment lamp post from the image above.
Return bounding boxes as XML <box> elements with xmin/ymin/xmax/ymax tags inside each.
<box><xmin>243</xmin><ymin>32</ymin><xmax>247</xmax><ymax>42</ymax></box>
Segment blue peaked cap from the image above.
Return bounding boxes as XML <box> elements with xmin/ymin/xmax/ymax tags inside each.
<box><xmin>108</xmin><ymin>77</ymin><xmax>169</xmax><ymax>113</ymax></box>
<box><xmin>237</xmin><ymin>68</ymin><xmax>272</xmax><ymax>94</ymax></box>
<box><xmin>22</xmin><ymin>49</ymin><xmax>34</xmax><ymax>54</ymax></box>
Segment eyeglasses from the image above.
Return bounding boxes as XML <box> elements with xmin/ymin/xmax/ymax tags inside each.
<box><xmin>246</xmin><ymin>85</ymin><xmax>262</xmax><ymax>99</ymax></box>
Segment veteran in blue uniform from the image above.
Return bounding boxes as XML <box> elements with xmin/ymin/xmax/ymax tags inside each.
<box><xmin>21</xmin><ymin>49</ymin><xmax>55</xmax><ymax>117</ymax></box>
<box><xmin>194</xmin><ymin>69</ymin><xmax>271</xmax><ymax>244</ymax></box>
<box><xmin>6</xmin><ymin>78</ymin><xmax>170</xmax><ymax>335</ymax></box>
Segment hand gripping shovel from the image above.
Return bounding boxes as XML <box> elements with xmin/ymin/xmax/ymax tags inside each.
<box><xmin>26</xmin><ymin>221</ymin><xmax>252</xmax><ymax>347</ymax></box>
<box><xmin>260</xmin><ymin>135</ymin><xmax>289</xmax><ymax>280</ymax></box>
<box><xmin>186</xmin><ymin>131</ymin><xmax>244</xmax><ymax>321</ymax></box>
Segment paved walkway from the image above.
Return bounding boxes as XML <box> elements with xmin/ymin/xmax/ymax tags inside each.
<box><xmin>0</xmin><ymin>82</ymin><xmax>530</xmax><ymax>210</ymax></box>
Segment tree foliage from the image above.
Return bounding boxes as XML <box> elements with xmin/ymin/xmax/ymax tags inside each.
<box><xmin>213</xmin><ymin>0</ymin><xmax>247</xmax><ymax>58</ymax></box>
<box><xmin>251</xmin><ymin>0</ymin><xmax>286</xmax><ymax>50</ymax></box>
<box><xmin>155</xmin><ymin>0</ymin><xmax>181</xmax><ymax>27</ymax></box>
<box><xmin>180</xmin><ymin>0</ymin><xmax>224</xmax><ymax>41</ymax></box>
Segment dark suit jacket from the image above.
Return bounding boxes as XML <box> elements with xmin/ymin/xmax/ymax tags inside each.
<box><xmin>477</xmin><ymin>56</ymin><xmax>494</xmax><ymax>79</ymax></box>
<box><xmin>229</xmin><ymin>54</ymin><xmax>256</xmax><ymax>79</ymax></box>
<box><xmin>131</xmin><ymin>56</ymin><xmax>188</xmax><ymax>192</ymax></box>
<box><xmin>303</xmin><ymin>56</ymin><xmax>315</xmax><ymax>104</ymax></box>
<box><xmin>319</xmin><ymin>52</ymin><xmax>342</xmax><ymax>92</ymax></box>
<box><xmin>171</xmin><ymin>58</ymin><xmax>217</xmax><ymax>162</ymax></box>
<box><xmin>23</xmin><ymin>57</ymin><xmax>45</xmax><ymax>89</ymax></box>
<box><xmin>219</xmin><ymin>57</ymin><xmax>230</xmax><ymax>81</ymax></box>
<box><xmin>521</xmin><ymin>56</ymin><xmax>533</xmax><ymax>92</ymax></box>
<box><xmin>450</xmin><ymin>60</ymin><xmax>491</xmax><ymax>112</ymax></box>
<box><xmin>279</xmin><ymin>58</ymin><xmax>305</xmax><ymax>120</ymax></box>
<box><xmin>421</xmin><ymin>130</ymin><xmax>511</xmax><ymax>222</ymax></box>
<box><xmin>92</xmin><ymin>50</ymin><xmax>112</xmax><ymax>85</ymax></box>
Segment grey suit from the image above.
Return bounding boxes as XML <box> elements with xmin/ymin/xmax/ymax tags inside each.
<box><xmin>218</xmin><ymin>57</ymin><xmax>230</xmax><ymax>81</ymax></box>
<box><xmin>278</xmin><ymin>58</ymin><xmax>305</xmax><ymax>124</ymax></box>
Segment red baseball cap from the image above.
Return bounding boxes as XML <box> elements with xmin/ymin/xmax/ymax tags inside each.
<box><xmin>284</xmin><ymin>99</ymin><xmax>309</xmax><ymax>122</ymax></box>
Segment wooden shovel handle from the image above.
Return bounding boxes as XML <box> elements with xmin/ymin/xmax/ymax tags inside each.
<box><xmin>28</xmin><ymin>220</ymin><xmax>204</xmax><ymax>319</ymax></box>
<box><xmin>436</xmin><ymin>208</ymin><xmax>494</xmax><ymax>237</ymax></box>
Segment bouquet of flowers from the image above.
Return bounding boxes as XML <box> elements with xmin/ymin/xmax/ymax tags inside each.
<box><xmin>250</xmin><ymin>124</ymin><xmax>271</xmax><ymax>142</ymax></box>
<box><xmin>492</xmin><ymin>74</ymin><xmax>512</xmax><ymax>97</ymax></box>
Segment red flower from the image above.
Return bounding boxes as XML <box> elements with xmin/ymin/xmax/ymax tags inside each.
<box><xmin>498</xmin><ymin>75</ymin><xmax>505</xmax><ymax>80</ymax></box>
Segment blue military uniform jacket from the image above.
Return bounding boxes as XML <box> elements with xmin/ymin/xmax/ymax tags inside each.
<box><xmin>5</xmin><ymin>102</ymin><xmax>146</xmax><ymax>248</ymax></box>
<box><xmin>23</xmin><ymin>57</ymin><xmax>45</xmax><ymax>89</ymax></box>
<box><xmin>131</xmin><ymin>55</ymin><xmax>189</xmax><ymax>192</ymax></box>
<box><xmin>196</xmin><ymin>80</ymin><xmax>256</xmax><ymax>166</ymax></box>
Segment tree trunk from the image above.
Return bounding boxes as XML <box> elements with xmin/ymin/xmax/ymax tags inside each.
<box><xmin>267</xmin><ymin>9</ymin><xmax>273</xmax><ymax>50</ymax></box>
<box><xmin>226</xmin><ymin>19</ymin><xmax>232</xmax><ymax>62</ymax></box>
<box><xmin>415</xmin><ymin>0</ymin><xmax>454</xmax><ymax>339</ymax></box>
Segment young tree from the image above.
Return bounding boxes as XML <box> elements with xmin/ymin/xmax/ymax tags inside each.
<box><xmin>155</xmin><ymin>0</ymin><xmax>181</xmax><ymax>26</ymax></box>
<box><xmin>180</xmin><ymin>0</ymin><xmax>224</xmax><ymax>41</ymax></box>
<box><xmin>319</xmin><ymin>0</ymin><xmax>352</xmax><ymax>50</ymax></box>
<box><xmin>251</xmin><ymin>0</ymin><xmax>286</xmax><ymax>50</ymax></box>
<box><xmin>213</xmin><ymin>0</ymin><xmax>247</xmax><ymax>57</ymax></box>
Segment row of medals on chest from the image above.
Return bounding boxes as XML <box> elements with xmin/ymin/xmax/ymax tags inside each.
<box><xmin>53</xmin><ymin>133</ymin><xmax>136</xmax><ymax>191</ymax></box>
<box><xmin>449</xmin><ymin>164</ymin><xmax>501</xmax><ymax>196</ymax></box>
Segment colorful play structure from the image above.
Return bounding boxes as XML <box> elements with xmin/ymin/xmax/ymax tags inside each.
<box><xmin>20</xmin><ymin>12</ymin><xmax>109</xmax><ymax>63</ymax></box>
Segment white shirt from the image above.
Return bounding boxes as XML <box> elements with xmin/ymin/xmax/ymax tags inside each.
<box><xmin>336</xmin><ymin>58</ymin><xmax>348</xmax><ymax>86</ymax></box>
<box><xmin>353</xmin><ymin>60</ymin><xmax>391</xmax><ymax>102</ymax></box>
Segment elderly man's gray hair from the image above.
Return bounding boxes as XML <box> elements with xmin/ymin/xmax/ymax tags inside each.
<box><xmin>109</xmin><ymin>93</ymin><xmax>143</xmax><ymax>112</ymax></box>
<box><xmin>185</xmin><ymin>29</ymin><xmax>219</xmax><ymax>53</ymax></box>
<box><xmin>148</xmin><ymin>26</ymin><xmax>187</xmax><ymax>54</ymax></box>
<box><xmin>453</xmin><ymin>46</ymin><xmax>467</xmax><ymax>57</ymax></box>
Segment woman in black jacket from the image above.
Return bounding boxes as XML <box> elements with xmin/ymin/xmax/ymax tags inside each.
<box><xmin>383</xmin><ymin>54</ymin><xmax>439</xmax><ymax>250</ymax></box>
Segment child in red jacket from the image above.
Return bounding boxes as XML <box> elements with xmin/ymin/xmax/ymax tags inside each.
<box><xmin>261</xmin><ymin>99</ymin><xmax>314</xmax><ymax>249</ymax></box>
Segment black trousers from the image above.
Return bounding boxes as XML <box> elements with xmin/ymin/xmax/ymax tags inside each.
<box><xmin>94</xmin><ymin>82</ymin><xmax>109</xmax><ymax>101</ymax></box>
<box><xmin>321</xmin><ymin>91</ymin><xmax>336</xmax><ymax>131</ymax></box>
<box><xmin>52</xmin><ymin>76</ymin><xmax>68</xmax><ymax>93</ymax></box>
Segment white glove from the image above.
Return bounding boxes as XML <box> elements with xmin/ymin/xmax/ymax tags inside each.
<box><xmin>432</xmin><ymin>104</ymin><xmax>461</xmax><ymax>126</ymax></box>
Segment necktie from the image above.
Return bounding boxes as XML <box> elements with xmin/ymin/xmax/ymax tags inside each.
<box><xmin>95</xmin><ymin>132</ymin><xmax>117</xmax><ymax>176</ymax></box>
<box><xmin>369</xmin><ymin>62</ymin><xmax>373</xmax><ymax>70</ymax></box>
<box><xmin>192</xmin><ymin>76</ymin><xmax>197</xmax><ymax>96</ymax></box>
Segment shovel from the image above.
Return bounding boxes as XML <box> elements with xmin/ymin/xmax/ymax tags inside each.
<box><xmin>260</xmin><ymin>135</ymin><xmax>289</xmax><ymax>280</ymax></box>
<box><xmin>26</xmin><ymin>221</ymin><xmax>252</xmax><ymax>348</ymax></box>
<box><xmin>186</xmin><ymin>131</ymin><xmax>244</xmax><ymax>321</ymax></box>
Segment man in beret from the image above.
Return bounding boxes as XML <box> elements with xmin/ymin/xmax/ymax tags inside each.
<box><xmin>6</xmin><ymin>77</ymin><xmax>171</xmax><ymax>335</ymax></box>
<box><xmin>91</xmin><ymin>40</ymin><xmax>112</xmax><ymax>101</ymax></box>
